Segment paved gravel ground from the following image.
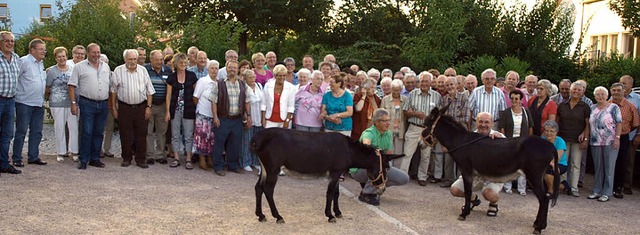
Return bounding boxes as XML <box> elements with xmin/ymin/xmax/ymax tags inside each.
<box><xmin>1</xmin><ymin>124</ymin><xmax>639</xmax><ymax>234</ymax></box>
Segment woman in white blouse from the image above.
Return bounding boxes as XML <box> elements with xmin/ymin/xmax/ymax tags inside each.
<box><xmin>240</xmin><ymin>70</ymin><xmax>264</xmax><ymax>172</ymax></box>
<box><xmin>261</xmin><ymin>64</ymin><xmax>296</xmax><ymax>129</ymax></box>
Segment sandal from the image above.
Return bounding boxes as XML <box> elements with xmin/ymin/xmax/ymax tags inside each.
<box><xmin>185</xmin><ymin>161</ymin><xmax>194</xmax><ymax>170</ymax></box>
<box><xmin>461</xmin><ymin>194</ymin><xmax>482</xmax><ymax>211</ymax></box>
<box><xmin>486</xmin><ymin>203</ymin><xmax>499</xmax><ymax>217</ymax></box>
<box><xmin>170</xmin><ymin>159</ymin><xmax>180</xmax><ymax>168</ymax></box>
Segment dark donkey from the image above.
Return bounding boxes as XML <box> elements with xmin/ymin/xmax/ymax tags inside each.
<box><xmin>421</xmin><ymin>106</ymin><xmax>559</xmax><ymax>234</ymax></box>
<box><xmin>251</xmin><ymin>128</ymin><xmax>403</xmax><ymax>223</ymax></box>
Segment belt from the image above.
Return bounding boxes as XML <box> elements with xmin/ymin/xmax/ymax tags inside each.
<box><xmin>410</xmin><ymin>122</ymin><xmax>426</xmax><ymax>128</ymax></box>
<box><xmin>80</xmin><ymin>96</ymin><xmax>107</xmax><ymax>102</ymax></box>
<box><xmin>0</xmin><ymin>96</ymin><xmax>14</xmax><ymax>99</ymax></box>
<box><xmin>227</xmin><ymin>114</ymin><xmax>241</xmax><ymax>119</ymax></box>
<box><xmin>118</xmin><ymin>100</ymin><xmax>147</xmax><ymax>108</ymax></box>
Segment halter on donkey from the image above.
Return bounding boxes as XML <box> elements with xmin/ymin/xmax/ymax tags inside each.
<box><xmin>421</xmin><ymin>105</ymin><xmax>560</xmax><ymax>234</ymax></box>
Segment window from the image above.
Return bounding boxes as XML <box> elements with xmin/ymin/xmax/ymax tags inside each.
<box><xmin>40</xmin><ymin>4</ymin><xmax>52</xmax><ymax>22</ymax></box>
<box><xmin>0</xmin><ymin>4</ymin><xmax>7</xmax><ymax>20</ymax></box>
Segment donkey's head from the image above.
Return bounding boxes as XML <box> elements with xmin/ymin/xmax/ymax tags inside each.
<box><xmin>362</xmin><ymin>146</ymin><xmax>404</xmax><ymax>192</ymax></box>
<box><xmin>420</xmin><ymin>104</ymin><xmax>449</xmax><ymax>146</ymax></box>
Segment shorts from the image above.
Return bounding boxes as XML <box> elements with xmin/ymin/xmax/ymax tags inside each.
<box><xmin>451</xmin><ymin>175</ymin><xmax>503</xmax><ymax>194</ymax></box>
<box><xmin>546</xmin><ymin>164</ymin><xmax>568</xmax><ymax>175</ymax></box>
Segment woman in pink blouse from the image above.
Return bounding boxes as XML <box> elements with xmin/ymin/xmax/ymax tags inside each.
<box><xmin>252</xmin><ymin>52</ymin><xmax>273</xmax><ymax>86</ymax></box>
<box><xmin>295</xmin><ymin>70</ymin><xmax>324</xmax><ymax>132</ymax></box>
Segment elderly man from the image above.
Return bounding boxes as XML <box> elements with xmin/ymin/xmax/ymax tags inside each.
<box><xmin>550</xmin><ymin>79</ymin><xmax>571</xmax><ymax>104</ymax></box>
<box><xmin>464</xmin><ymin>74</ymin><xmax>478</xmax><ymax>96</ymax></box>
<box><xmin>324</xmin><ymin>54</ymin><xmax>336</xmax><ymax>64</ymax></box>
<box><xmin>381</xmin><ymin>69</ymin><xmax>392</xmax><ymax>79</ymax></box>
<box><xmin>265</xmin><ymin>51</ymin><xmax>277</xmax><ymax>71</ymax></box>
<box><xmin>450</xmin><ymin>112</ymin><xmax>506</xmax><ymax>217</ymax></box>
<box><xmin>443</xmin><ymin>67</ymin><xmax>456</xmax><ymax>77</ymax></box>
<box><xmin>68</xmin><ymin>43</ymin><xmax>111</xmax><ymax>170</ymax></box>
<box><xmin>456</xmin><ymin>75</ymin><xmax>466</xmax><ymax>93</ymax></box>
<box><xmin>620</xmin><ymin>75</ymin><xmax>640</xmax><ymax>195</ymax></box>
<box><xmin>136</xmin><ymin>47</ymin><xmax>146</xmax><ymax>65</ymax></box>
<box><xmin>400</xmin><ymin>67</ymin><xmax>412</xmax><ymax>75</ymax></box>
<box><xmin>145</xmin><ymin>50</ymin><xmax>172</xmax><ymax>165</ymax></box>
<box><xmin>188</xmin><ymin>51</ymin><xmax>208</xmax><ymax>79</ymax></box>
<box><xmin>163</xmin><ymin>47</ymin><xmax>174</xmax><ymax>57</ymax></box>
<box><xmin>401</xmin><ymin>72</ymin><xmax>417</xmax><ymax>97</ymax></box>
<box><xmin>210</xmin><ymin>60</ymin><xmax>253</xmax><ymax>176</ymax></box>
<box><xmin>187</xmin><ymin>46</ymin><xmax>199</xmax><ymax>67</ymax></box>
<box><xmin>468</xmin><ymin>69</ymin><xmax>506</xmax><ymax>131</ymax></box>
<box><xmin>302</xmin><ymin>55</ymin><xmax>314</xmax><ymax>71</ymax></box>
<box><xmin>401</xmin><ymin>71</ymin><xmax>441</xmax><ymax>186</ymax></box>
<box><xmin>352</xmin><ymin>108</ymin><xmax>409</xmax><ymax>206</ymax></box>
<box><xmin>523</xmin><ymin>75</ymin><xmax>538</xmax><ymax>101</ymax></box>
<box><xmin>12</xmin><ymin>38</ymin><xmax>48</xmax><ymax>168</ymax></box>
<box><xmin>111</xmin><ymin>49</ymin><xmax>155</xmax><ymax>168</ymax></box>
<box><xmin>367</xmin><ymin>68</ymin><xmax>381</xmax><ymax>84</ymax></box>
<box><xmin>217</xmin><ymin>49</ymin><xmax>238</xmax><ymax>81</ymax></box>
<box><xmin>67</xmin><ymin>45</ymin><xmax>85</xmax><ymax>66</ymax></box>
<box><xmin>0</xmin><ymin>31</ymin><xmax>21</xmax><ymax>174</ymax></box>
<box><xmin>609</xmin><ymin>82</ymin><xmax>640</xmax><ymax>198</ymax></box>
<box><xmin>435</xmin><ymin>76</ymin><xmax>471</xmax><ymax>187</ymax></box>
<box><xmin>350</xmin><ymin>64</ymin><xmax>359</xmax><ymax>73</ymax></box>
<box><xmin>501</xmin><ymin>71</ymin><xmax>527</xmax><ymax>108</ymax></box>
<box><xmin>393</xmin><ymin>71</ymin><xmax>404</xmax><ymax>81</ymax></box>
<box><xmin>434</xmin><ymin>75</ymin><xmax>447</xmax><ymax>96</ymax></box>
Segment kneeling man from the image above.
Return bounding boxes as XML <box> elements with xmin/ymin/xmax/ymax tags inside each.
<box><xmin>449</xmin><ymin>112</ymin><xmax>505</xmax><ymax>216</ymax></box>
<box><xmin>352</xmin><ymin>108</ymin><xmax>409</xmax><ymax>206</ymax></box>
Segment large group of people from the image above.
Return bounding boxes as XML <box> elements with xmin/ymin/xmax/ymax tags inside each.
<box><xmin>1</xmin><ymin>30</ymin><xmax>639</xmax><ymax>212</ymax></box>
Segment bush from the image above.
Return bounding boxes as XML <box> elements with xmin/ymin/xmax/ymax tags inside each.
<box><xmin>578</xmin><ymin>55</ymin><xmax>640</xmax><ymax>96</ymax></box>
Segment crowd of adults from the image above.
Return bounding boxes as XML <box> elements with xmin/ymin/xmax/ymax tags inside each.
<box><xmin>1</xmin><ymin>30</ymin><xmax>639</xmax><ymax>211</ymax></box>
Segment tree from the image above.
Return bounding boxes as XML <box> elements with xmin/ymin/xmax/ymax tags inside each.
<box><xmin>609</xmin><ymin>0</ymin><xmax>640</xmax><ymax>37</ymax></box>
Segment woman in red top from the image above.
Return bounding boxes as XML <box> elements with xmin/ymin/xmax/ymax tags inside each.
<box><xmin>261</xmin><ymin>65</ymin><xmax>296</xmax><ymax>129</ymax></box>
<box><xmin>351</xmin><ymin>78</ymin><xmax>381</xmax><ymax>141</ymax></box>
<box><xmin>528</xmin><ymin>79</ymin><xmax>557</xmax><ymax>136</ymax></box>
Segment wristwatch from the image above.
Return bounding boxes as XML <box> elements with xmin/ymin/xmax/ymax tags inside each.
<box><xmin>71</xmin><ymin>101</ymin><xmax>77</xmax><ymax>104</ymax></box>
<box><xmin>147</xmin><ymin>104</ymin><xmax>152</xmax><ymax>108</ymax></box>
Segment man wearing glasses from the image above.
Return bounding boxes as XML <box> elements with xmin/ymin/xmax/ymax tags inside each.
<box><xmin>12</xmin><ymin>38</ymin><xmax>49</xmax><ymax>168</ymax></box>
<box><xmin>468</xmin><ymin>68</ymin><xmax>506</xmax><ymax>131</ymax></box>
<box><xmin>0</xmin><ymin>31</ymin><xmax>21</xmax><ymax>174</ymax></box>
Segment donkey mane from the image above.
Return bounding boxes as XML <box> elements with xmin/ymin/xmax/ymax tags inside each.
<box><xmin>427</xmin><ymin>113</ymin><xmax>469</xmax><ymax>133</ymax></box>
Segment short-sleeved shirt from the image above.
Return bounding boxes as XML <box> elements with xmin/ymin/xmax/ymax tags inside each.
<box><xmin>0</xmin><ymin>51</ymin><xmax>20</xmax><ymax>98</ymax></box>
<box><xmin>469</xmin><ymin>86</ymin><xmax>506</xmax><ymax>121</ymax></box>
<box><xmin>295</xmin><ymin>85</ymin><xmax>324</xmax><ymax>127</ymax></box>
<box><xmin>589</xmin><ymin>103</ymin><xmax>622</xmax><ymax>146</ymax></box>
<box><xmin>208</xmin><ymin>78</ymin><xmax>253</xmax><ymax>116</ymax></box>
<box><xmin>188</xmin><ymin>66</ymin><xmax>208</xmax><ymax>79</ymax></box>
<box><xmin>193</xmin><ymin>77</ymin><xmax>217</xmax><ymax>117</ymax></box>
<box><xmin>359</xmin><ymin>125</ymin><xmax>392</xmax><ymax>152</ymax></box>
<box><xmin>145</xmin><ymin>64</ymin><xmax>172</xmax><ymax>105</ymax></box>
<box><xmin>322</xmin><ymin>91</ymin><xmax>353</xmax><ymax>131</ymax></box>
<box><xmin>556</xmin><ymin>100</ymin><xmax>591</xmax><ymax>143</ymax></box>
<box><xmin>110</xmin><ymin>64</ymin><xmax>155</xmax><ymax>105</ymax></box>
<box><xmin>611</xmin><ymin>98</ymin><xmax>640</xmax><ymax>135</ymax></box>
<box><xmin>626</xmin><ymin>92</ymin><xmax>640</xmax><ymax>140</ymax></box>
<box><xmin>68</xmin><ymin>60</ymin><xmax>111</xmax><ymax>101</ymax></box>
<box><xmin>16</xmin><ymin>54</ymin><xmax>46</xmax><ymax>106</ymax></box>
<box><xmin>46</xmin><ymin>65</ymin><xmax>73</xmax><ymax>107</ymax></box>
<box><xmin>403</xmin><ymin>88</ymin><xmax>441</xmax><ymax>125</ymax></box>
<box><xmin>440</xmin><ymin>92</ymin><xmax>470</xmax><ymax>128</ymax></box>
<box><xmin>542</xmin><ymin>135</ymin><xmax>568</xmax><ymax>166</ymax></box>
<box><xmin>255</xmin><ymin>70</ymin><xmax>273</xmax><ymax>86</ymax></box>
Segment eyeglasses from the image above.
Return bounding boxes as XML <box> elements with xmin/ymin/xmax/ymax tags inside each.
<box><xmin>379</xmin><ymin>119</ymin><xmax>391</xmax><ymax>123</ymax></box>
<box><xmin>1</xmin><ymin>39</ymin><xmax>15</xmax><ymax>43</ymax></box>
<box><xmin>510</xmin><ymin>97</ymin><xmax>521</xmax><ymax>100</ymax></box>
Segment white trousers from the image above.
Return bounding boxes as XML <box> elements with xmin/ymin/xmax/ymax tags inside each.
<box><xmin>399</xmin><ymin>124</ymin><xmax>432</xmax><ymax>180</ymax></box>
<box><xmin>50</xmin><ymin>107</ymin><xmax>79</xmax><ymax>155</ymax></box>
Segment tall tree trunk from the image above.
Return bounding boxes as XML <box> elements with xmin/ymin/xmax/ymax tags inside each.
<box><xmin>239</xmin><ymin>31</ymin><xmax>248</xmax><ymax>56</ymax></box>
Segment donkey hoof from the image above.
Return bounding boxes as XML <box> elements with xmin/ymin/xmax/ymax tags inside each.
<box><xmin>457</xmin><ymin>216</ymin><xmax>466</xmax><ymax>221</ymax></box>
<box><xmin>276</xmin><ymin>218</ymin><xmax>285</xmax><ymax>224</ymax></box>
<box><xmin>335</xmin><ymin>214</ymin><xmax>343</xmax><ymax>218</ymax></box>
<box><xmin>328</xmin><ymin>217</ymin><xmax>337</xmax><ymax>223</ymax></box>
<box><xmin>258</xmin><ymin>216</ymin><xmax>267</xmax><ymax>222</ymax></box>
<box><xmin>532</xmin><ymin>229</ymin><xmax>542</xmax><ymax>234</ymax></box>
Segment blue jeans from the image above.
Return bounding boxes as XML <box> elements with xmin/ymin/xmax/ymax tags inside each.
<box><xmin>0</xmin><ymin>97</ymin><xmax>14</xmax><ymax>169</ymax></box>
<box><xmin>78</xmin><ymin>97</ymin><xmax>108</xmax><ymax>164</ymax></box>
<box><xmin>212</xmin><ymin>117</ymin><xmax>242</xmax><ymax>171</ymax></box>
<box><xmin>12</xmin><ymin>102</ymin><xmax>44</xmax><ymax>162</ymax></box>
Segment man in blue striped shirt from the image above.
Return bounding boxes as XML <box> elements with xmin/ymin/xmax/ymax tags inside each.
<box><xmin>145</xmin><ymin>50</ymin><xmax>172</xmax><ymax>165</ymax></box>
<box><xmin>468</xmin><ymin>68</ymin><xmax>506</xmax><ymax>131</ymax></box>
<box><xmin>0</xmin><ymin>31</ymin><xmax>21</xmax><ymax>174</ymax></box>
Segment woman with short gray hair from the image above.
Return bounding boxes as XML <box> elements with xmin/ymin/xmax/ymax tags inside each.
<box><xmin>381</xmin><ymin>79</ymin><xmax>407</xmax><ymax>155</ymax></box>
<box><xmin>192</xmin><ymin>60</ymin><xmax>220</xmax><ymax>170</ymax></box>
<box><xmin>542</xmin><ymin>120</ymin><xmax>569</xmax><ymax>197</ymax></box>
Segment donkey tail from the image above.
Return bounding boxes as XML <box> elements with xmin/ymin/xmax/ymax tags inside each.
<box><xmin>551</xmin><ymin>147</ymin><xmax>560</xmax><ymax>207</ymax></box>
<box><xmin>250</xmin><ymin>131</ymin><xmax>269</xmax><ymax>185</ymax></box>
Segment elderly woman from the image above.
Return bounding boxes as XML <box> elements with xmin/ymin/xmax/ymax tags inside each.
<box><xmin>381</xmin><ymin>79</ymin><xmax>406</xmax><ymax>155</ymax></box>
<box><xmin>284</xmin><ymin>57</ymin><xmax>299</xmax><ymax>85</ymax></box>
<box><xmin>499</xmin><ymin>90</ymin><xmax>534</xmax><ymax>195</ymax></box>
<box><xmin>239</xmin><ymin>59</ymin><xmax>251</xmax><ymax>77</ymax></box>
<box><xmin>380</xmin><ymin>77</ymin><xmax>392</xmax><ymax>98</ymax></box>
<box><xmin>542</xmin><ymin>120</ymin><xmax>569</xmax><ymax>197</ymax></box>
<box><xmin>296</xmin><ymin>68</ymin><xmax>311</xmax><ymax>91</ymax></box>
<box><xmin>528</xmin><ymin>79</ymin><xmax>557</xmax><ymax>136</ymax></box>
<box><xmin>295</xmin><ymin>70</ymin><xmax>324</xmax><ymax>132</ymax></box>
<box><xmin>321</xmin><ymin>73</ymin><xmax>354</xmax><ymax>136</ymax></box>
<box><xmin>165</xmin><ymin>53</ymin><xmax>198</xmax><ymax>169</ymax></box>
<box><xmin>46</xmin><ymin>47</ymin><xmax>79</xmax><ymax>162</ymax></box>
<box><xmin>556</xmin><ymin>81</ymin><xmax>591</xmax><ymax>197</ymax></box>
<box><xmin>261</xmin><ymin>64</ymin><xmax>296</xmax><ymax>129</ymax></box>
<box><xmin>241</xmin><ymin>70</ymin><xmax>264</xmax><ymax>172</ymax></box>
<box><xmin>351</xmin><ymin>78</ymin><xmax>381</xmax><ymax>141</ymax></box>
<box><xmin>352</xmin><ymin>71</ymin><xmax>368</xmax><ymax>93</ymax></box>
<box><xmin>164</xmin><ymin>54</ymin><xmax>174</xmax><ymax>71</ymax></box>
<box><xmin>587</xmin><ymin>86</ymin><xmax>622</xmax><ymax>202</ymax></box>
<box><xmin>252</xmin><ymin>52</ymin><xmax>273</xmax><ymax>86</ymax></box>
<box><xmin>192</xmin><ymin>60</ymin><xmax>219</xmax><ymax>170</ymax></box>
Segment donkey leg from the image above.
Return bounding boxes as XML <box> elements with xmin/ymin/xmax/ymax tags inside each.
<box><xmin>263</xmin><ymin>174</ymin><xmax>285</xmax><ymax>223</ymax></box>
<box><xmin>528</xmin><ymin>171</ymin><xmax>549</xmax><ymax>234</ymax></box>
<box><xmin>333</xmin><ymin>181</ymin><xmax>342</xmax><ymax>218</ymax></box>
<box><xmin>255</xmin><ymin>179</ymin><xmax>267</xmax><ymax>222</ymax></box>
<box><xmin>459</xmin><ymin>173</ymin><xmax>474</xmax><ymax>221</ymax></box>
<box><xmin>325</xmin><ymin>174</ymin><xmax>340</xmax><ymax>223</ymax></box>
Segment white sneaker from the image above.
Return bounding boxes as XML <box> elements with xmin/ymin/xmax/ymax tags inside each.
<box><xmin>504</xmin><ymin>189</ymin><xmax>513</xmax><ymax>194</ymax></box>
<box><xmin>57</xmin><ymin>156</ymin><xmax>64</xmax><ymax>162</ymax></box>
<box><xmin>519</xmin><ymin>191</ymin><xmax>526</xmax><ymax>196</ymax></box>
<box><xmin>243</xmin><ymin>165</ymin><xmax>253</xmax><ymax>172</ymax></box>
<box><xmin>73</xmin><ymin>156</ymin><xmax>79</xmax><ymax>162</ymax></box>
<box><xmin>254</xmin><ymin>165</ymin><xmax>261</xmax><ymax>171</ymax></box>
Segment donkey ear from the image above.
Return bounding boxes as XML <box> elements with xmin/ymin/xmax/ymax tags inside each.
<box><xmin>440</xmin><ymin>103</ymin><xmax>450</xmax><ymax>115</ymax></box>
<box><xmin>383</xmin><ymin>154</ymin><xmax>405</xmax><ymax>161</ymax></box>
<box><xmin>429</xmin><ymin>106</ymin><xmax>440</xmax><ymax>118</ymax></box>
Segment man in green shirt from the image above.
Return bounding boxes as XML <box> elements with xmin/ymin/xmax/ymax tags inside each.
<box><xmin>352</xmin><ymin>108</ymin><xmax>409</xmax><ymax>206</ymax></box>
